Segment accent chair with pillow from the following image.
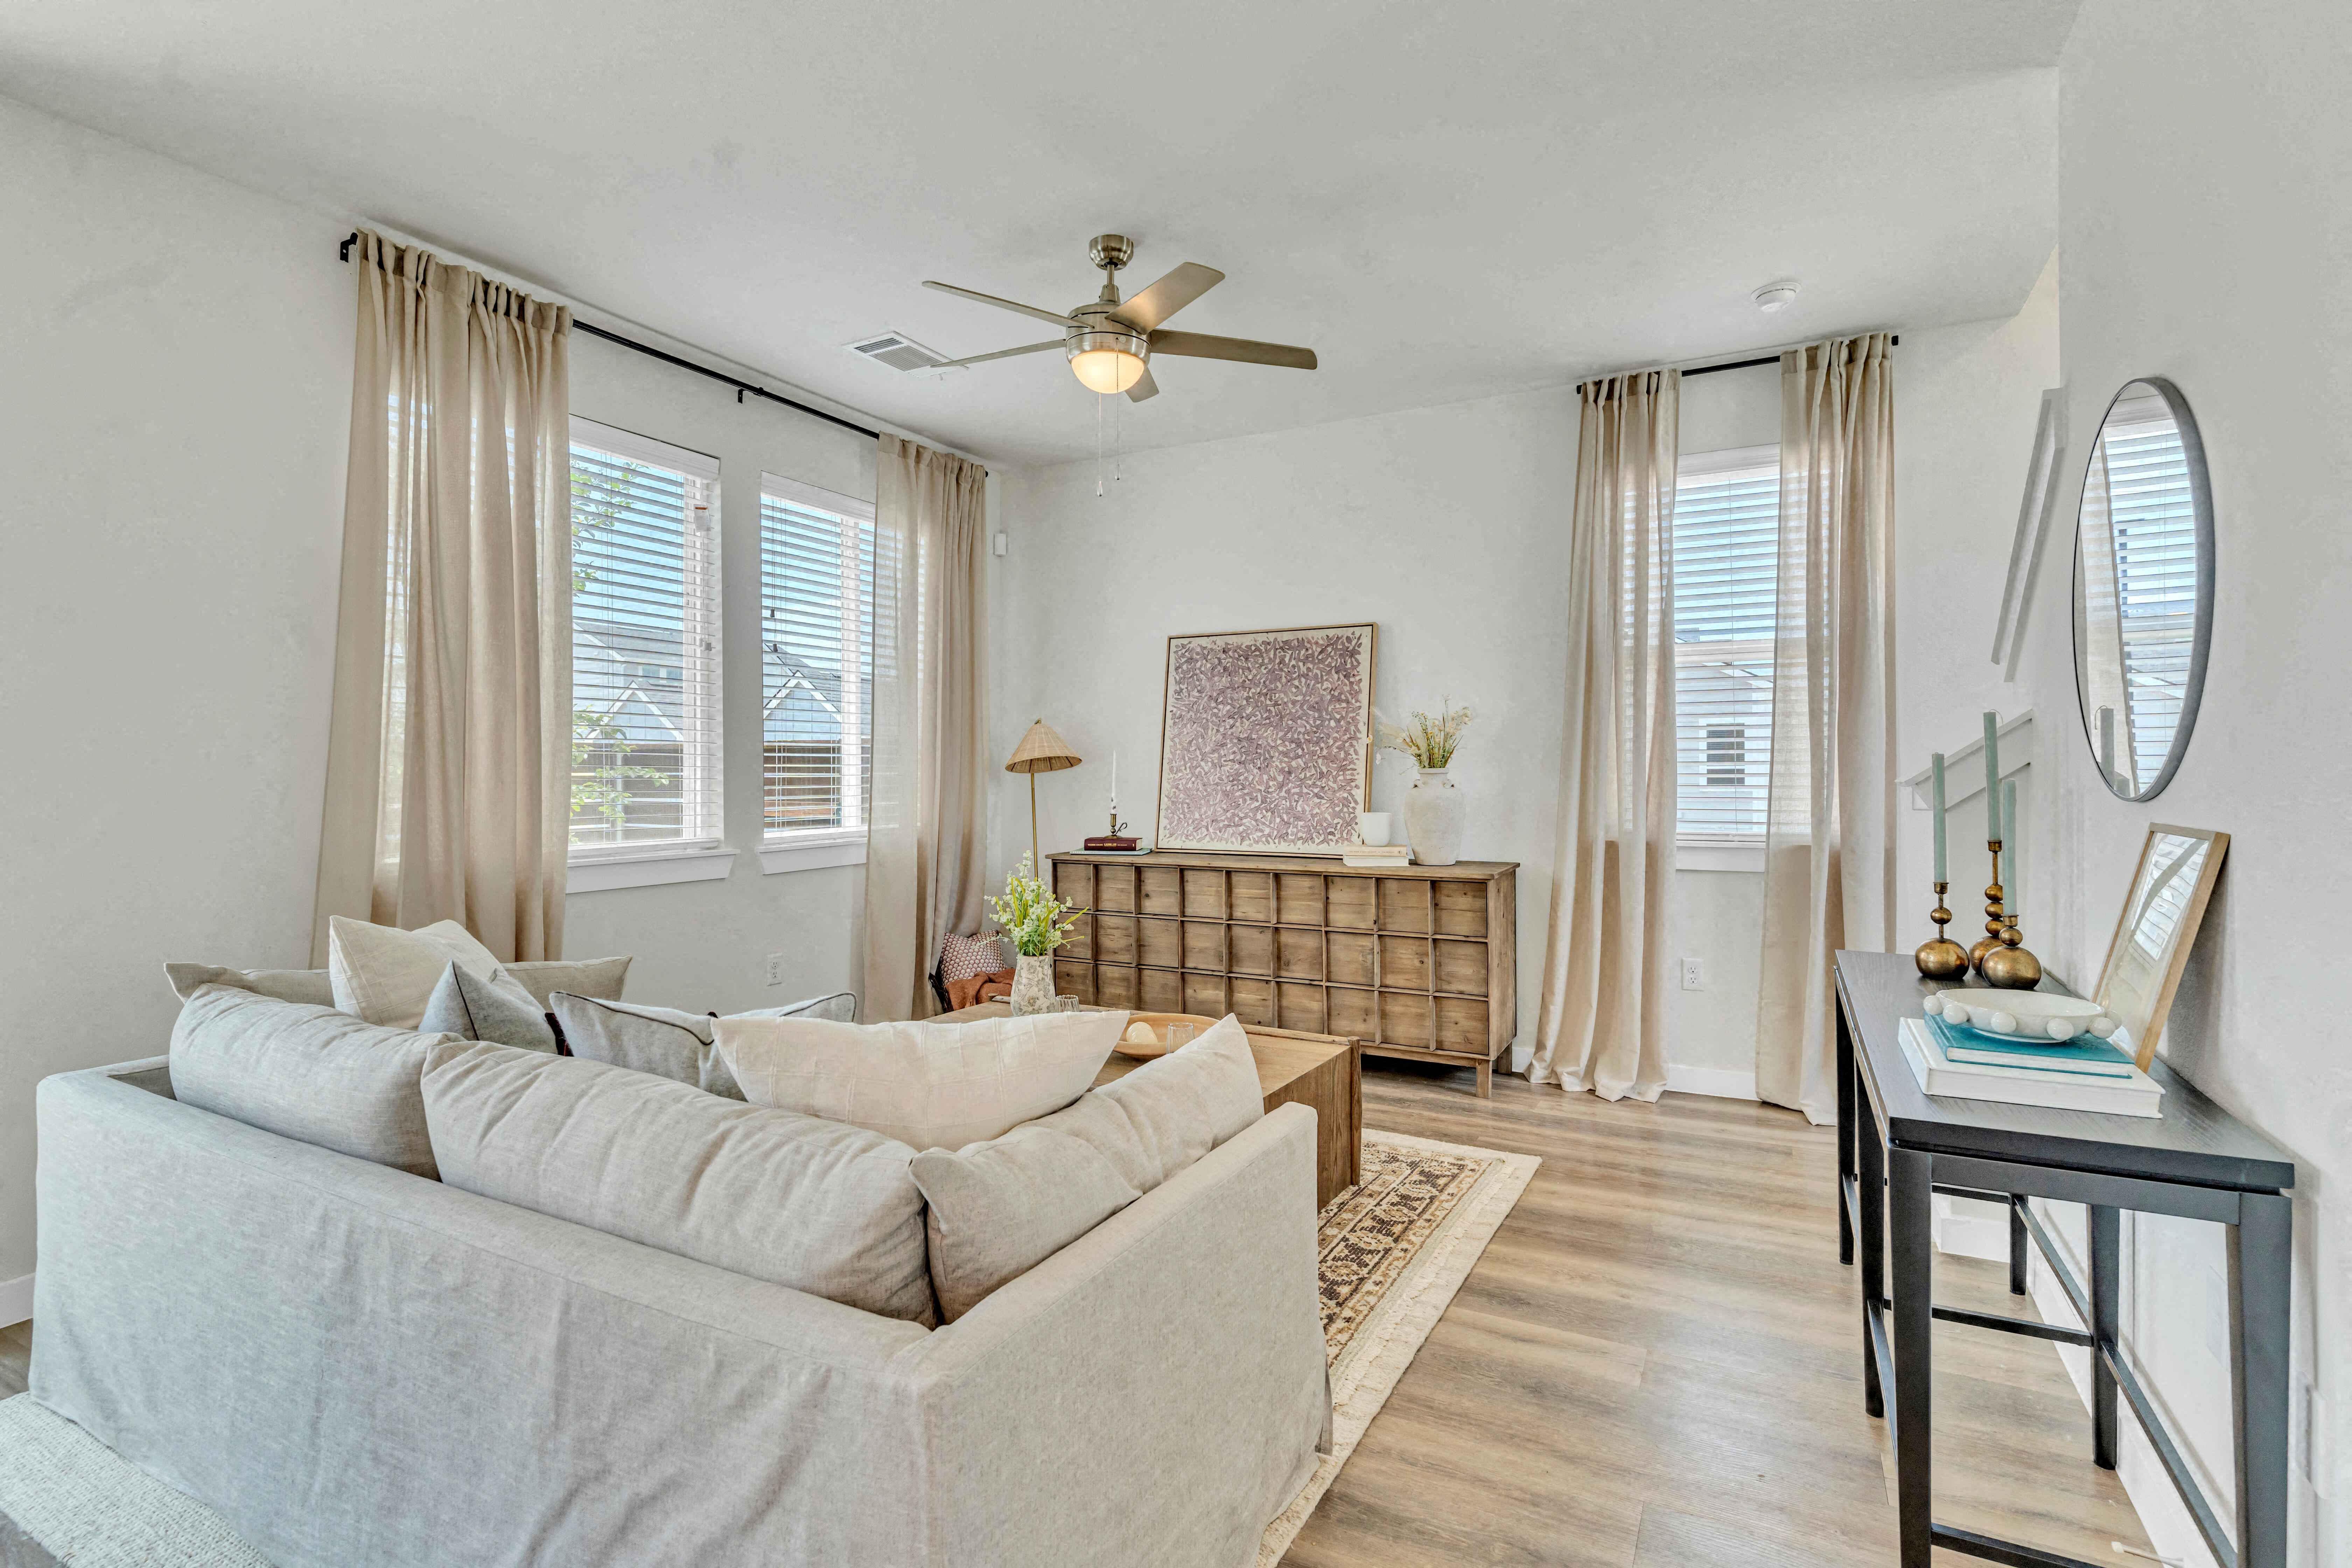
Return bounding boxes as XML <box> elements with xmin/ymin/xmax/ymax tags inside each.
<box><xmin>30</xmin><ymin>992</ymin><xmax>1327</xmax><ymax>1568</ymax></box>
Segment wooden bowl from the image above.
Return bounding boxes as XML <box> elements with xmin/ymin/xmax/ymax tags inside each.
<box><xmin>1112</xmin><ymin>1011</ymin><xmax>1222</xmax><ymax>1060</ymax></box>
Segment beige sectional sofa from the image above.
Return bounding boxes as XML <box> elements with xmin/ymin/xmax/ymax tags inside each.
<box><xmin>32</xmin><ymin>1042</ymin><xmax>1328</xmax><ymax>1565</ymax></box>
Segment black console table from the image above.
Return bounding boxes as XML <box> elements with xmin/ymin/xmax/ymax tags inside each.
<box><xmin>1833</xmin><ymin>949</ymin><xmax>2295</xmax><ymax>1568</ymax></box>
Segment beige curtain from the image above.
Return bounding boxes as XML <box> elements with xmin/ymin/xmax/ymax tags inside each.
<box><xmin>313</xmin><ymin>231</ymin><xmax>572</xmax><ymax>964</ymax></box>
<box><xmin>861</xmin><ymin>436</ymin><xmax>988</xmax><ymax>1021</ymax></box>
<box><xmin>1754</xmin><ymin>334</ymin><xmax>1896</xmax><ymax>1122</ymax></box>
<box><xmin>1528</xmin><ymin>371</ymin><xmax>1679</xmax><ymax>1100</ymax></box>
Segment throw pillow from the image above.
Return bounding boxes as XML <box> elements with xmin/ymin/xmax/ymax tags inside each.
<box><xmin>938</xmin><ymin>931</ymin><xmax>1005</xmax><ymax>985</ymax></box>
<box><xmin>500</xmin><ymin>956</ymin><xmax>633</xmax><ymax>1007</ymax></box>
<box><xmin>548</xmin><ymin>991</ymin><xmax>864</xmax><ymax>1096</ymax></box>
<box><xmin>418</xmin><ymin>962</ymin><xmax>558</xmax><ymax>1053</ymax></box>
<box><xmin>169</xmin><ymin>985</ymin><xmax>456</xmax><ymax>1178</ymax></box>
<box><xmin>163</xmin><ymin>962</ymin><xmax>336</xmax><ymax>1008</ymax></box>
<box><xmin>327</xmin><ymin>916</ymin><xmax>503</xmax><ymax>1029</ymax></box>
<box><xmin>712</xmin><ymin>1008</ymin><xmax>1128</xmax><ymax>1152</ymax></box>
<box><xmin>420</xmin><ymin>1042</ymin><xmax>936</xmax><ymax>1325</ymax></box>
<box><xmin>907</xmin><ymin>1014</ymin><xmax>1266</xmax><ymax>1320</ymax></box>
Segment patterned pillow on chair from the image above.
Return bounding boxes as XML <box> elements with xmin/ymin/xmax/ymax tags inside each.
<box><xmin>939</xmin><ymin>932</ymin><xmax>1007</xmax><ymax>985</ymax></box>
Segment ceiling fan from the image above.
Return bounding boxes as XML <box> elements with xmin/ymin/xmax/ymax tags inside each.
<box><xmin>921</xmin><ymin>234</ymin><xmax>1318</xmax><ymax>402</ymax></box>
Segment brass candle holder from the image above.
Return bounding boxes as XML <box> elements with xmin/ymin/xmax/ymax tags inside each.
<box><xmin>1970</xmin><ymin>838</ymin><xmax>2044</xmax><ymax>989</ymax></box>
<box><xmin>1913</xmin><ymin>881</ymin><xmax>1969</xmax><ymax>979</ymax></box>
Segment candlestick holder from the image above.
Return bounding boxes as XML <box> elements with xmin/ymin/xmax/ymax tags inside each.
<box><xmin>1982</xmin><ymin>907</ymin><xmax>2044</xmax><ymax>989</ymax></box>
<box><xmin>1969</xmin><ymin>840</ymin><xmax>2007</xmax><ymax>975</ymax></box>
<box><xmin>1914</xmin><ymin>881</ymin><xmax>1969</xmax><ymax>979</ymax></box>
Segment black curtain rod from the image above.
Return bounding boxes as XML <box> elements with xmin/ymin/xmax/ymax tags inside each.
<box><xmin>338</xmin><ymin>232</ymin><xmax>883</xmax><ymax>442</ymax></box>
<box><xmin>1679</xmin><ymin>334</ymin><xmax>1899</xmax><ymax>379</ymax></box>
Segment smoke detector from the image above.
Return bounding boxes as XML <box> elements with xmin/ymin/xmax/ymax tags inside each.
<box><xmin>1752</xmin><ymin>280</ymin><xmax>1800</xmax><ymax>314</ymax></box>
<box><xmin>845</xmin><ymin>331</ymin><xmax>954</xmax><ymax>372</ymax></box>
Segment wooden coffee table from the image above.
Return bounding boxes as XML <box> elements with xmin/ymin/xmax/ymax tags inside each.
<box><xmin>935</xmin><ymin>1003</ymin><xmax>1362</xmax><ymax>1209</ymax></box>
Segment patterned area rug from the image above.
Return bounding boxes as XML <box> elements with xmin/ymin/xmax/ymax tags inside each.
<box><xmin>1258</xmin><ymin>1127</ymin><xmax>1541</xmax><ymax>1564</ymax></box>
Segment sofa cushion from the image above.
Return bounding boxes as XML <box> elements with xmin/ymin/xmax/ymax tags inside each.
<box><xmin>550</xmin><ymin>992</ymin><xmax>863</xmax><ymax>1097</ymax></box>
<box><xmin>418</xmin><ymin>963</ymin><xmax>557</xmax><ymax>1053</ymax></box>
<box><xmin>328</xmin><ymin>917</ymin><xmax>503</xmax><ymax>1028</ymax></box>
<box><xmin>501</xmin><ymin>955</ymin><xmax>632</xmax><ymax>1007</ymax></box>
<box><xmin>420</xmin><ymin>1042</ymin><xmax>936</xmax><ymax>1324</ymax></box>
<box><xmin>714</xmin><ymin>1008</ymin><xmax>1129</xmax><ymax>1152</ymax></box>
<box><xmin>169</xmin><ymin>986</ymin><xmax>453</xmax><ymax>1177</ymax></box>
<box><xmin>163</xmin><ymin>962</ymin><xmax>336</xmax><ymax>1008</ymax></box>
<box><xmin>906</xmin><ymin>1015</ymin><xmax>1265</xmax><ymax>1320</ymax></box>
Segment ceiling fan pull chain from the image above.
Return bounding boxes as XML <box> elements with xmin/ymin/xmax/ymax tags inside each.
<box><xmin>1096</xmin><ymin>392</ymin><xmax>1106</xmax><ymax>497</ymax></box>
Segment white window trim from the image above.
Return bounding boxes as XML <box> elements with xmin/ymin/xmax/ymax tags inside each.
<box><xmin>759</xmin><ymin>826</ymin><xmax>869</xmax><ymax>876</ymax></box>
<box><xmin>566</xmin><ymin>843</ymin><xmax>738</xmax><ymax>893</ymax></box>
<box><xmin>761</xmin><ymin>472</ymin><xmax>874</xmax><ymax>519</ymax></box>
<box><xmin>1677</xmin><ymin>839</ymin><xmax>1766</xmax><ymax>874</ymax></box>
<box><xmin>567</xmin><ymin>417</ymin><xmax>725</xmax><ymax>867</ymax></box>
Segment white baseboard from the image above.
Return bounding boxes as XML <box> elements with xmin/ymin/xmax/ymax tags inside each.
<box><xmin>1663</xmin><ymin>1064</ymin><xmax>1758</xmax><ymax>1101</ymax></box>
<box><xmin>1933</xmin><ymin>1195</ymin><xmax>2012</xmax><ymax>1262</ymax></box>
<box><xmin>0</xmin><ymin>1272</ymin><xmax>30</xmax><ymax>1328</ymax></box>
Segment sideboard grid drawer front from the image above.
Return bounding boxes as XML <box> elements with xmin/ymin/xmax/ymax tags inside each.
<box><xmin>1049</xmin><ymin>852</ymin><xmax>1518</xmax><ymax>1096</ymax></box>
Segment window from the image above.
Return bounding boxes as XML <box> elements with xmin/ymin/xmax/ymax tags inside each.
<box><xmin>1673</xmin><ymin>445</ymin><xmax>1779</xmax><ymax>842</ymax></box>
<box><xmin>567</xmin><ymin>419</ymin><xmax>722</xmax><ymax>858</ymax></box>
<box><xmin>760</xmin><ymin>475</ymin><xmax>876</xmax><ymax>841</ymax></box>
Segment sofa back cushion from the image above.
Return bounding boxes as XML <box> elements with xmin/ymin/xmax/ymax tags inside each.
<box><xmin>908</xmin><ymin>1015</ymin><xmax>1266</xmax><ymax>1320</ymax></box>
<box><xmin>420</xmin><ymin>1042</ymin><xmax>936</xmax><ymax>1324</ymax></box>
<box><xmin>502</xmin><ymin>956</ymin><xmax>632</xmax><ymax>1007</ymax></box>
<box><xmin>547</xmin><ymin>995</ymin><xmax>740</xmax><ymax>1096</ymax></box>
<box><xmin>713</xmin><ymin>1008</ymin><xmax>1128</xmax><ymax>1152</ymax></box>
<box><xmin>163</xmin><ymin>954</ymin><xmax>632</xmax><ymax>1012</ymax></box>
<box><xmin>169</xmin><ymin>986</ymin><xmax>453</xmax><ymax>1177</ymax></box>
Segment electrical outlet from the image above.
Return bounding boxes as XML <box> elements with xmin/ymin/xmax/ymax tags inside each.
<box><xmin>764</xmin><ymin>953</ymin><xmax>786</xmax><ymax>987</ymax></box>
<box><xmin>1680</xmin><ymin>958</ymin><xmax>1705</xmax><ymax>990</ymax></box>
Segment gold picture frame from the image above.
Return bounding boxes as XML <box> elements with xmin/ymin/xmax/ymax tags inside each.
<box><xmin>1154</xmin><ymin>621</ymin><xmax>1377</xmax><ymax>857</ymax></box>
<box><xmin>2093</xmin><ymin>823</ymin><xmax>2229</xmax><ymax>1070</ymax></box>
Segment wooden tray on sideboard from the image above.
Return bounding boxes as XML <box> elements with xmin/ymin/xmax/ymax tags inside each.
<box><xmin>1049</xmin><ymin>850</ymin><xmax>1517</xmax><ymax>1097</ymax></box>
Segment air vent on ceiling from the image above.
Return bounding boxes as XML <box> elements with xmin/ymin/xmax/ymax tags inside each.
<box><xmin>846</xmin><ymin>331</ymin><xmax>954</xmax><ymax>372</ymax></box>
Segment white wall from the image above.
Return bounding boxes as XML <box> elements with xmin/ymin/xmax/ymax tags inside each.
<box><xmin>1987</xmin><ymin>6</ymin><xmax>2352</xmax><ymax>1560</ymax></box>
<box><xmin>0</xmin><ymin>93</ymin><xmax>354</xmax><ymax>1290</ymax></box>
<box><xmin>990</xmin><ymin>312</ymin><xmax>2056</xmax><ymax>1090</ymax></box>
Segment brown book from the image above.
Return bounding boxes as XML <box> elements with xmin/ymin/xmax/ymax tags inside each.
<box><xmin>1084</xmin><ymin>835</ymin><xmax>1142</xmax><ymax>852</ymax></box>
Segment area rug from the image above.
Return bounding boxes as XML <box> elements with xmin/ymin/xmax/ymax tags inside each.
<box><xmin>1256</xmin><ymin>1127</ymin><xmax>1541</xmax><ymax>1565</ymax></box>
<box><xmin>0</xmin><ymin>1395</ymin><xmax>268</xmax><ymax>1567</ymax></box>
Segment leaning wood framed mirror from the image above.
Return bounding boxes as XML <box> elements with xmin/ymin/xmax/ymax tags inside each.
<box><xmin>2094</xmin><ymin>824</ymin><xmax>2228</xmax><ymax>1070</ymax></box>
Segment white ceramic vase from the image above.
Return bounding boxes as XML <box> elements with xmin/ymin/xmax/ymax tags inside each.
<box><xmin>1009</xmin><ymin>953</ymin><xmax>1056</xmax><ymax>1015</ymax></box>
<box><xmin>1402</xmin><ymin>769</ymin><xmax>1464</xmax><ymax>866</ymax></box>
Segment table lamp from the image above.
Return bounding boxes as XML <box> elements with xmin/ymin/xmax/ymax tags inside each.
<box><xmin>1004</xmin><ymin>720</ymin><xmax>1081</xmax><ymax>870</ymax></box>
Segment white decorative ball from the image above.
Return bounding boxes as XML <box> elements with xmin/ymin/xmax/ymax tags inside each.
<box><xmin>1988</xmin><ymin>1010</ymin><xmax>2019</xmax><ymax>1036</ymax></box>
<box><xmin>1922</xmin><ymin>995</ymin><xmax>1945</xmax><ymax>1017</ymax></box>
<box><xmin>2046</xmin><ymin>1018</ymin><xmax>2079</xmax><ymax>1041</ymax></box>
<box><xmin>2087</xmin><ymin>1015</ymin><xmax>2119</xmax><ymax>1038</ymax></box>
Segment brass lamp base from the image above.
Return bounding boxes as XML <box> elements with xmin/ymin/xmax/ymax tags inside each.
<box><xmin>1980</xmin><ymin>942</ymin><xmax>2044</xmax><ymax>989</ymax></box>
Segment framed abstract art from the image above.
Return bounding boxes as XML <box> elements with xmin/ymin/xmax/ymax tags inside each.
<box><xmin>1155</xmin><ymin>623</ymin><xmax>1377</xmax><ymax>856</ymax></box>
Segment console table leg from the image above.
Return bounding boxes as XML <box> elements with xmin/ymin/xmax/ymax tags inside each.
<box><xmin>1857</xmin><ymin>1090</ymin><xmax>1886</xmax><ymax>1421</ymax></box>
<box><xmin>2008</xmin><ymin>1197</ymin><xmax>2028</xmax><ymax>1297</ymax></box>
<box><xmin>2091</xmin><ymin>1205</ymin><xmax>2121</xmax><ymax>1470</ymax></box>
<box><xmin>1890</xmin><ymin>1147</ymin><xmax>1935</xmax><ymax>1568</ymax></box>
<box><xmin>1836</xmin><ymin>1001</ymin><xmax>1856</xmax><ymax>1265</ymax></box>
<box><xmin>2234</xmin><ymin>1192</ymin><xmax>2292</xmax><ymax>1568</ymax></box>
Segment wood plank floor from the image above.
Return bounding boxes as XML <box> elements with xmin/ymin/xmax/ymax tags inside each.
<box><xmin>1283</xmin><ymin>1059</ymin><xmax>2155</xmax><ymax>1567</ymax></box>
<box><xmin>0</xmin><ymin>1321</ymin><xmax>29</xmax><ymax>1401</ymax></box>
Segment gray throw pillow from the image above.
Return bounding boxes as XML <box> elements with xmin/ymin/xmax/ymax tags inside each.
<box><xmin>501</xmin><ymin>955</ymin><xmax>632</xmax><ymax>1007</ymax></box>
<box><xmin>169</xmin><ymin>985</ymin><xmax>457</xmax><ymax>1178</ymax></box>
<box><xmin>907</xmin><ymin>1015</ymin><xmax>1266</xmax><ymax>1321</ymax></box>
<box><xmin>421</xmin><ymin>1042</ymin><xmax>937</xmax><ymax>1324</ymax></box>
<box><xmin>549</xmin><ymin>990</ymin><xmax>861</xmax><ymax>1098</ymax></box>
<box><xmin>418</xmin><ymin>962</ymin><xmax>557</xmax><ymax>1053</ymax></box>
<box><xmin>163</xmin><ymin>962</ymin><xmax>337</xmax><ymax>1008</ymax></box>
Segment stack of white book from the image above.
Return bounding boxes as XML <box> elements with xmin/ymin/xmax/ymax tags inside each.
<box><xmin>1340</xmin><ymin>843</ymin><xmax>1414</xmax><ymax>869</ymax></box>
<box><xmin>1897</xmin><ymin>1013</ymin><xmax>2163</xmax><ymax>1118</ymax></box>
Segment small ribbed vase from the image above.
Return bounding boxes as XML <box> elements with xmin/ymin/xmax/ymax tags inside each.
<box><xmin>1402</xmin><ymin>769</ymin><xmax>1465</xmax><ymax>866</ymax></box>
<box><xmin>1009</xmin><ymin>953</ymin><xmax>1056</xmax><ymax>1015</ymax></box>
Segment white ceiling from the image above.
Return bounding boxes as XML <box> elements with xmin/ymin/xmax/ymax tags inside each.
<box><xmin>0</xmin><ymin>0</ymin><xmax>2077</xmax><ymax>465</ymax></box>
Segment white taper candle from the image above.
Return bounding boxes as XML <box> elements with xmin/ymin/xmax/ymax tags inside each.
<box><xmin>1930</xmin><ymin>753</ymin><xmax>1947</xmax><ymax>883</ymax></box>
<box><xmin>1982</xmin><ymin>711</ymin><xmax>2001</xmax><ymax>837</ymax></box>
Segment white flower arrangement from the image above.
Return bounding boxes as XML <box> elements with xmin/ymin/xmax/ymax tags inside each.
<box><xmin>1376</xmin><ymin>700</ymin><xmax>1475</xmax><ymax>770</ymax></box>
<box><xmin>986</xmin><ymin>854</ymin><xmax>1086</xmax><ymax>958</ymax></box>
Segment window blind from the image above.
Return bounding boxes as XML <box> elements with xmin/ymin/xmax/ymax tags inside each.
<box><xmin>2100</xmin><ymin>399</ymin><xmax>2197</xmax><ymax>786</ymax></box>
<box><xmin>760</xmin><ymin>476</ymin><xmax>875</xmax><ymax>837</ymax></box>
<box><xmin>1673</xmin><ymin>446</ymin><xmax>1780</xmax><ymax>840</ymax></box>
<box><xmin>567</xmin><ymin>419</ymin><xmax>722</xmax><ymax>854</ymax></box>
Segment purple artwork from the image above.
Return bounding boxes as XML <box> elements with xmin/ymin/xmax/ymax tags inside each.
<box><xmin>1157</xmin><ymin>624</ymin><xmax>1376</xmax><ymax>855</ymax></box>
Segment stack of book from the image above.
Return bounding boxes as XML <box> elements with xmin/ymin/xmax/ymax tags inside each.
<box><xmin>1340</xmin><ymin>842</ymin><xmax>1415</xmax><ymax>869</ymax></box>
<box><xmin>1897</xmin><ymin>1011</ymin><xmax>2162</xmax><ymax>1118</ymax></box>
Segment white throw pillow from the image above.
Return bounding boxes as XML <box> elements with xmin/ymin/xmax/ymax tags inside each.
<box><xmin>328</xmin><ymin>916</ymin><xmax>503</xmax><ymax>1028</ymax></box>
<box><xmin>713</xmin><ymin>1008</ymin><xmax>1130</xmax><ymax>1151</ymax></box>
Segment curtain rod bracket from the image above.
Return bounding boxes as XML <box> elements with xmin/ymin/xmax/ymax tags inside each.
<box><xmin>340</xmin><ymin>231</ymin><xmax>357</xmax><ymax>263</ymax></box>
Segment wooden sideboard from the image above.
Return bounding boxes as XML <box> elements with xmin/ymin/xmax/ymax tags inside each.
<box><xmin>1048</xmin><ymin>851</ymin><xmax>1518</xmax><ymax>1096</ymax></box>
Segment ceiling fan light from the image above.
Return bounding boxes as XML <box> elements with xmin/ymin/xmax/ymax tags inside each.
<box><xmin>1070</xmin><ymin>347</ymin><xmax>1146</xmax><ymax>394</ymax></box>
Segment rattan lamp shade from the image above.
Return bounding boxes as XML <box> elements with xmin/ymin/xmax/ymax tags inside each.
<box><xmin>1006</xmin><ymin>721</ymin><xmax>1081</xmax><ymax>871</ymax></box>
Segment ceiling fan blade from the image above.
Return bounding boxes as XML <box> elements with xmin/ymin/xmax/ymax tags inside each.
<box><xmin>1148</xmin><ymin>329</ymin><xmax>1317</xmax><ymax>370</ymax></box>
<box><xmin>1126</xmin><ymin>364</ymin><xmax>1160</xmax><ymax>402</ymax></box>
<box><xmin>933</xmin><ymin>340</ymin><xmax>1064</xmax><ymax>370</ymax></box>
<box><xmin>922</xmin><ymin>280</ymin><xmax>1081</xmax><ymax>330</ymax></box>
<box><xmin>1108</xmin><ymin>262</ymin><xmax>1225</xmax><ymax>332</ymax></box>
